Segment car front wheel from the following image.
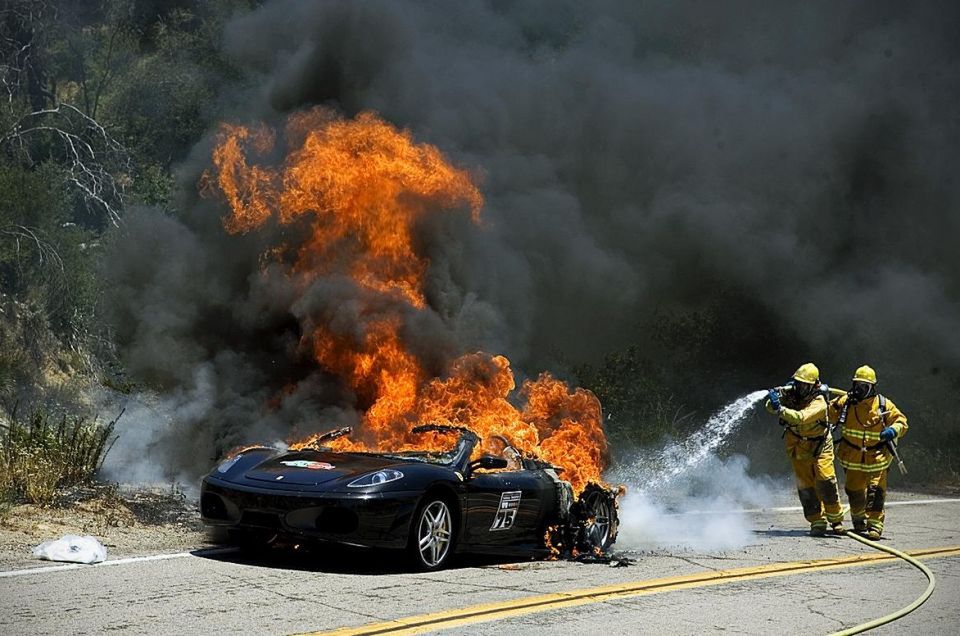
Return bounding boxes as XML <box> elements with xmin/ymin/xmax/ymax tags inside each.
<box><xmin>409</xmin><ymin>497</ymin><xmax>456</xmax><ymax>570</ymax></box>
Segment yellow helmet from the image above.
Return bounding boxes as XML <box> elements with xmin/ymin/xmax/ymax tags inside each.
<box><xmin>792</xmin><ymin>363</ymin><xmax>820</xmax><ymax>385</ymax></box>
<box><xmin>852</xmin><ymin>365</ymin><xmax>877</xmax><ymax>384</ymax></box>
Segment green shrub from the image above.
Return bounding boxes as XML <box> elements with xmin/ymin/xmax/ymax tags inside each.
<box><xmin>0</xmin><ymin>406</ymin><xmax>118</xmax><ymax>506</ymax></box>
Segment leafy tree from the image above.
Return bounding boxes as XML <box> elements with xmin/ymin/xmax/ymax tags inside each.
<box><xmin>0</xmin><ymin>0</ymin><xmax>249</xmax><ymax>349</ymax></box>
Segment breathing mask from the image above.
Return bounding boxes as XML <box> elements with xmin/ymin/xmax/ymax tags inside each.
<box><xmin>792</xmin><ymin>380</ymin><xmax>818</xmax><ymax>401</ymax></box>
<box><xmin>849</xmin><ymin>380</ymin><xmax>875</xmax><ymax>402</ymax></box>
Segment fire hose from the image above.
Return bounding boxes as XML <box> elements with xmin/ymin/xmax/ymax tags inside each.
<box><xmin>827</xmin><ymin>531</ymin><xmax>937</xmax><ymax>636</ymax></box>
<box><xmin>825</xmin><ymin>389</ymin><xmax>929</xmax><ymax>633</ymax></box>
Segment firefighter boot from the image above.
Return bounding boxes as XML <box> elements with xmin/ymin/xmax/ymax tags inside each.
<box><xmin>829</xmin><ymin>505</ymin><xmax>848</xmax><ymax>535</ymax></box>
<box><xmin>864</xmin><ymin>483</ymin><xmax>886</xmax><ymax>540</ymax></box>
<box><xmin>809</xmin><ymin>519</ymin><xmax>828</xmax><ymax>537</ymax></box>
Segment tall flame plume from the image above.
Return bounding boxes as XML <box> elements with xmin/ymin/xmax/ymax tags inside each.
<box><xmin>204</xmin><ymin>108</ymin><xmax>607</xmax><ymax>492</ymax></box>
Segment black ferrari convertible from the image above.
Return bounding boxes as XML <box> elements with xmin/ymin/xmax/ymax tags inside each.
<box><xmin>201</xmin><ymin>425</ymin><xmax>618</xmax><ymax>570</ymax></box>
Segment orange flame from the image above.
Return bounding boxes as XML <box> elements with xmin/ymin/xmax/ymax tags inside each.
<box><xmin>205</xmin><ymin>108</ymin><xmax>607</xmax><ymax>493</ymax></box>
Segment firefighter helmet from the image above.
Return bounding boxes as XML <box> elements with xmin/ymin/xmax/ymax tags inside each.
<box><xmin>852</xmin><ymin>365</ymin><xmax>877</xmax><ymax>384</ymax></box>
<box><xmin>792</xmin><ymin>363</ymin><xmax>820</xmax><ymax>385</ymax></box>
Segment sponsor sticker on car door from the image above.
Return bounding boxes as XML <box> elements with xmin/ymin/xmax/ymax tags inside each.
<box><xmin>490</xmin><ymin>491</ymin><xmax>522</xmax><ymax>531</ymax></box>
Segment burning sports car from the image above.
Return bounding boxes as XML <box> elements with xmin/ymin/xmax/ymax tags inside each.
<box><xmin>201</xmin><ymin>425</ymin><xmax>619</xmax><ymax>570</ymax></box>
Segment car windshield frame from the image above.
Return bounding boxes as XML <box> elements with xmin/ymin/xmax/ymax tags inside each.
<box><xmin>355</xmin><ymin>428</ymin><xmax>478</xmax><ymax>468</ymax></box>
<box><xmin>375</xmin><ymin>450</ymin><xmax>458</xmax><ymax>465</ymax></box>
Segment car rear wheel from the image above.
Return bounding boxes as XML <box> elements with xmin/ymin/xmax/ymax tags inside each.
<box><xmin>578</xmin><ymin>485</ymin><xmax>619</xmax><ymax>552</ymax></box>
<box><xmin>409</xmin><ymin>497</ymin><xmax>455</xmax><ymax>570</ymax></box>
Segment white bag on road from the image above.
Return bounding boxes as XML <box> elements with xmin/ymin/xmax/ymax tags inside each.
<box><xmin>32</xmin><ymin>535</ymin><xmax>107</xmax><ymax>564</ymax></box>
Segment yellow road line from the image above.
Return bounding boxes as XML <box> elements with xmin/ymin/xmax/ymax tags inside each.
<box><xmin>307</xmin><ymin>545</ymin><xmax>960</xmax><ymax>636</ymax></box>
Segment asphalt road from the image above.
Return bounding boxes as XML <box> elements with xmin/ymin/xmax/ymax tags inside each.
<box><xmin>3</xmin><ymin>493</ymin><xmax>959</xmax><ymax>635</ymax></box>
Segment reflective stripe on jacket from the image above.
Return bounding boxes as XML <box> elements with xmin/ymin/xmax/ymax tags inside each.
<box><xmin>829</xmin><ymin>394</ymin><xmax>908</xmax><ymax>473</ymax></box>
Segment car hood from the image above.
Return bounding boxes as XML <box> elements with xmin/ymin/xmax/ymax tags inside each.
<box><xmin>243</xmin><ymin>450</ymin><xmax>410</xmax><ymax>486</ymax></box>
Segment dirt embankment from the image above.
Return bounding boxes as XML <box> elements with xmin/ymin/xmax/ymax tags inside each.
<box><xmin>0</xmin><ymin>484</ymin><xmax>212</xmax><ymax>569</ymax></box>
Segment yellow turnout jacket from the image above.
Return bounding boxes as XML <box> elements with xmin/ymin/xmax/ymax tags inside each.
<box><xmin>828</xmin><ymin>394</ymin><xmax>908</xmax><ymax>473</ymax></box>
<box><xmin>766</xmin><ymin>394</ymin><xmax>832</xmax><ymax>460</ymax></box>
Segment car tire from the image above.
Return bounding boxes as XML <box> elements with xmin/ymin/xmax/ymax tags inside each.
<box><xmin>408</xmin><ymin>496</ymin><xmax>457</xmax><ymax>571</ymax></box>
<box><xmin>578</xmin><ymin>484</ymin><xmax>619</xmax><ymax>552</ymax></box>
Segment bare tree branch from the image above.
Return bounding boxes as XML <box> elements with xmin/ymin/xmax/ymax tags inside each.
<box><xmin>2</xmin><ymin>103</ymin><xmax>130</xmax><ymax>226</ymax></box>
<box><xmin>0</xmin><ymin>224</ymin><xmax>64</xmax><ymax>278</ymax></box>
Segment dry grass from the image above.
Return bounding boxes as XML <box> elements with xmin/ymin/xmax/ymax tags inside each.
<box><xmin>0</xmin><ymin>406</ymin><xmax>119</xmax><ymax>506</ymax></box>
<box><xmin>0</xmin><ymin>484</ymin><xmax>208</xmax><ymax>568</ymax></box>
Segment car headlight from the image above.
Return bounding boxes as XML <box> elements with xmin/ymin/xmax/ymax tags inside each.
<box><xmin>347</xmin><ymin>469</ymin><xmax>404</xmax><ymax>488</ymax></box>
<box><xmin>216</xmin><ymin>455</ymin><xmax>242</xmax><ymax>474</ymax></box>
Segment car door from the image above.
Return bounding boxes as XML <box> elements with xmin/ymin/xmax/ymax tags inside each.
<box><xmin>462</xmin><ymin>469</ymin><xmax>552</xmax><ymax>548</ymax></box>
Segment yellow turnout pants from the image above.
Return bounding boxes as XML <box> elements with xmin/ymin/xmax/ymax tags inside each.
<box><xmin>790</xmin><ymin>451</ymin><xmax>844</xmax><ymax>529</ymax></box>
<box><xmin>844</xmin><ymin>469</ymin><xmax>888</xmax><ymax>536</ymax></box>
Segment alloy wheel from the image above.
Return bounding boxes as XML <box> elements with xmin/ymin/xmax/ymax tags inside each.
<box><xmin>417</xmin><ymin>500</ymin><xmax>452</xmax><ymax>567</ymax></box>
<box><xmin>584</xmin><ymin>491</ymin><xmax>611</xmax><ymax>548</ymax></box>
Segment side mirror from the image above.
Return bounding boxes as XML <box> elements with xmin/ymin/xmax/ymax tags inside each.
<box><xmin>479</xmin><ymin>455</ymin><xmax>508</xmax><ymax>469</ymax></box>
<box><xmin>468</xmin><ymin>455</ymin><xmax>508</xmax><ymax>475</ymax></box>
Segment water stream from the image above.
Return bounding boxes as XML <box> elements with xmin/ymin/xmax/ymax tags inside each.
<box><xmin>612</xmin><ymin>389</ymin><xmax>772</xmax><ymax>549</ymax></box>
<box><xmin>613</xmin><ymin>389</ymin><xmax>768</xmax><ymax>493</ymax></box>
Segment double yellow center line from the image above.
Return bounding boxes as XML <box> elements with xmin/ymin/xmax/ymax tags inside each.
<box><xmin>308</xmin><ymin>545</ymin><xmax>960</xmax><ymax>636</ymax></box>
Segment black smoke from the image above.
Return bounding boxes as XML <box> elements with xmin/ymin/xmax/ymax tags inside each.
<box><xmin>105</xmin><ymin>1</ymin><xmax>960</xmax><ymax>480</ymax></box>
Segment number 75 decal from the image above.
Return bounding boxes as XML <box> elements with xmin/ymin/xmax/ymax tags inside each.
<box><xmin>490</xmin><ymin>491</ymin><xmax>522</xmax><ymax>531</ymax></box>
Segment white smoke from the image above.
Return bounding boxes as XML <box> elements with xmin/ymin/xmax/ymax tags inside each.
<box><xmin>611</xmin><ymin>391</ymin><xmax>776</xmax><ymax>551</ymax></box>
<box><xmin>93</xmin><ymin>364</ymin><xmax>218</xmax><ymax>488</ymax></box>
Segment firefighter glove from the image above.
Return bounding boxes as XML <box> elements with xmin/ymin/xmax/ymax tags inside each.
<box><xmin>767</xmin><ymin>389</ymin><xmax>781</xmax><ymax>412</ymax></box>
<box><xmin>880</xmin><ymin>427</ymin><xmax>896</xmax><ymax>442</ymax></box>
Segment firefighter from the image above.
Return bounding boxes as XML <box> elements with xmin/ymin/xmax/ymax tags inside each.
<box><xmin>829</xmin><ymin>366</ymin><xmax>908</xmax><ymax>539</ymax></box>
<box><xmin>766</xmin><ymin>363</ymin><xmax>845</xmax><ymax>536</ymax></box>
